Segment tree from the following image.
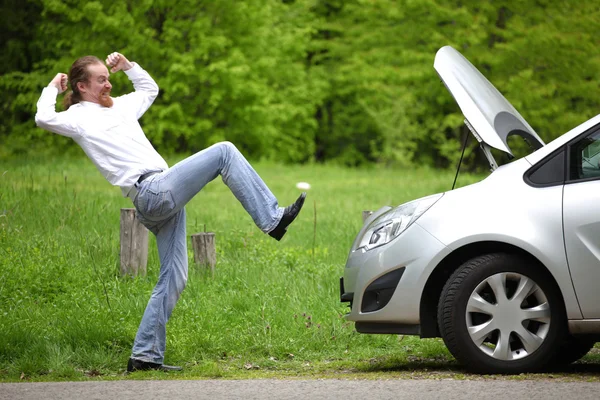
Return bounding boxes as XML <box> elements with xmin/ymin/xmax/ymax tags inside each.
<box><xmin>1</xmin><ymin>0</ymin><xmax>599</xmax><ymax>169</ymax></box>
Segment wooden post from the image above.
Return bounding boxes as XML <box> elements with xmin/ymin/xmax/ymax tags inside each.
<box><xmin>120</xmin><ymin>208</ymin><xmax>149</xmax><ymax>277</ymax></box>
<box><xmin>362</xmin><ymin>210</ymin><xmax>373</xmax><ymax>222</ymax></box>
<box><xmin>191</xmin><ymin>232</ymin><xmax>216</xmax><ymax>272</ymax></box>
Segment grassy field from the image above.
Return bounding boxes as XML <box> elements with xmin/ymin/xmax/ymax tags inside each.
<box><xmin>2</xmin><ymin>156</ymin><xmax>599</xmax><ymax>382</ymax></box>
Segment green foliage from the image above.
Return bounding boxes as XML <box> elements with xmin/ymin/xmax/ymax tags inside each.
<box><xmin>1</xmin><ymin>0</ymin><xmax>599</xmax><ymax>167</ymax></box>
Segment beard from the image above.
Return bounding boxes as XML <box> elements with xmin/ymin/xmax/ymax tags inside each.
<box><xmin>99</xmin><ymin>90</ymin><xmax>114</xmax><ymax>108</ymax></box>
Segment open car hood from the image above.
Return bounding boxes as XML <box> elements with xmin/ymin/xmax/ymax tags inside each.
<box><xmin>434</xmin><ymin>46</ymin><xmax>544</xmax><ymax>168</ymax></box>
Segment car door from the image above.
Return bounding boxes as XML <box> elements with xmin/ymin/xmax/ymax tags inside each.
<box><xmin>563</xmin><ymin>125</ymin><xmax>600</xmax><ymax>318</ymax></box>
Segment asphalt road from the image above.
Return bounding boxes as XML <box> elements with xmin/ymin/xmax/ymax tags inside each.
<box><xmin>2</xmin><ymin>379</ymin><xmax>600</xmax><ymax>400</ymax></box>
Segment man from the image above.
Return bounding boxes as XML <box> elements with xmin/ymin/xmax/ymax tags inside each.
<box><xmin>35</xmin><ymin>52</ymin><xmax>306</xmax><ymax>372</ymax></box>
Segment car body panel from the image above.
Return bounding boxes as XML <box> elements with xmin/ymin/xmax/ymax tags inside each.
<box><xmin>563</xmin><ymin>179</ymin><xmax>600</xmax><ymax>318</ymax></box>
<box><xmin>416</xmin><ymin>157</ymin><xmax>582</xmax><ymax>319</ymax></box>
<box><xmin>434</xmin><ymin>46</ymin><xmax>544</xmax><ymax>156</ymax></box>
<box><xmin>344</xmin><ymin>222</ymin><xmax>449</xmax><ymax>324</ymax></box>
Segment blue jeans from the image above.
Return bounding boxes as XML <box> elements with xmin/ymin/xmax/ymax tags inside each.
<box><xmin>130</xmin><ymin>141</ymin><xmax>284</xmax><ymax>363</ymax></box>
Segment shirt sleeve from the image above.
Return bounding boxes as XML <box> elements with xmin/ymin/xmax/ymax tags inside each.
<box><xmin>34</xmin><ymin>86</ymin><xmax>80</xmax><ymax>138</ymax></box>
<box><xmin>115</xmin><ymin>62</ymin><xmax>159</xmax><ymax>120</ymax></box>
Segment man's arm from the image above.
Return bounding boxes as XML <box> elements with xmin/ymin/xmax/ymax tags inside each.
<box><xmin>35</xmin><ymin>73</ymin><xmax>80</xmax><ymax>138</ymax></box>
<box><xmin>108</xmin><ymin>52</ymin><xmax>159</xmax><ymax>120</ymax></box>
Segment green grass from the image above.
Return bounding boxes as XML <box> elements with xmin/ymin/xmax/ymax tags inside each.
<box><xmin>2</xmin><ymin>155</ymin><xmax>599</xmax><ymax>382</ymax></box>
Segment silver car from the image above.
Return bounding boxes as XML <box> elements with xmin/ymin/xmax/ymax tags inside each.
<box><xmin>340</xmin><ymin>45</ymin><xmax>600</xmax><ymax>374</ymax></box>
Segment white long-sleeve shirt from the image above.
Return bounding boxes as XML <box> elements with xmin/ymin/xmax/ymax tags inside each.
<box><xmin>35</xmin><ymin>63</ymin><xmax>169</xmax><ymax>198</ymax></box>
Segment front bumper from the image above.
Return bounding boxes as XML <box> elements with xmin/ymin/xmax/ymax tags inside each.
<box><xmin>340</xmin><ymin>222</ymin><xmax>447</xmax><ymax>329</ymax></box>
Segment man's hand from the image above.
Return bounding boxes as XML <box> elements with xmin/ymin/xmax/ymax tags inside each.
<box><xmin>106</xmin><ymin>52</ymin><xmax>133</xmax><ymax>73</ymax></box>
<box><xmin>49</xmin><ymin>73</ymin><xmax>68</xmax><ymax>94</ymax></box>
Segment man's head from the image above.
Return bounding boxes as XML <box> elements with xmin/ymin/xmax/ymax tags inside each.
<box><xmin>63</xmin><ymin>56</ymin><xmax>113</xmax><ymax>109</ymax></box>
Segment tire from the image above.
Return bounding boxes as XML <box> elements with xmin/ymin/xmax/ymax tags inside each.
<box><xmin>551</xmin><ymin>336</ymin><xmax>595</xmax><ymax>367</ymax></box>
<box><xmin>437</xmin><ymin>253</ymin><xmax>567</xmax><ymax>374</ymax></box>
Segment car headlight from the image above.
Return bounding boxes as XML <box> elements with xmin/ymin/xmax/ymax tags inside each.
<box><xmin>356</xmin><ymin>193</ymin><xmax>443</xmax><ymax>251</ymax></box>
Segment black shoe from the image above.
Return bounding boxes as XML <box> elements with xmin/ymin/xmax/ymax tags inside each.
<box><xmin>127</xmin><ymin>357</ymin><xmax>182</xmax><ymax>372</ymax></box>
<box><xmin>268</xmin><ymin>192</ymin><xmax>307</xmax><ymax>241</ymax></box>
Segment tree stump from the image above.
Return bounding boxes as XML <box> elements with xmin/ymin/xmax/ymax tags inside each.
<box><xmin>120</xmin><ymin>208</ymin><xmax>148</xmax><ymax>277</ymax></box>
<box><xmin>362</xmin><ymin>210</ymin><xmax>373</xmax><ymax>223</ymax></box>
<box><xmin>191</xmin><ymin>232</ymin><xmax>216</xmax><ymax>272</ymax></box>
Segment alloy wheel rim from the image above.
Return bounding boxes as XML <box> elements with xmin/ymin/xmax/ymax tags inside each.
<box><xmin>465</xmin><ymin>272</ymin><xmax>551</xmax><ymax>361</ymax></box>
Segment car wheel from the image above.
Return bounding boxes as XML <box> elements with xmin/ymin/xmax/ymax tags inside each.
<box><xmin>438</xmin><ymin>253</ymin><xmax>567</xmax><ymax>374</ymax></box>
<box><xmin>551</xmin><ymin>336</ymin><xmax>595</xmax><ymax>367</ymax></box>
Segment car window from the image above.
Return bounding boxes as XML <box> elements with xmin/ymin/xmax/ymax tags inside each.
<box><xmin>569</xmin><ymin>130</ymin><xmax>600</xmax><ymax>181</ymax></box>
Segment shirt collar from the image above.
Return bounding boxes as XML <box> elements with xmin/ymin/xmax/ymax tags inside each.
<box><xmin>80</xmin><ymin>101</ymin><xmax>106</xmax><ymax>109</ymax></box>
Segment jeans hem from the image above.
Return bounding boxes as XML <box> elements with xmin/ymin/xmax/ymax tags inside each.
<box><xmin>130</xmin><ymin>356</ymin><xmax>163</xmax><ymax>364</ymax></box>
<box><xmin>264</xmin><ymin>207</ymin><xmax>285</xmax><ymax>233</ymax></box>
